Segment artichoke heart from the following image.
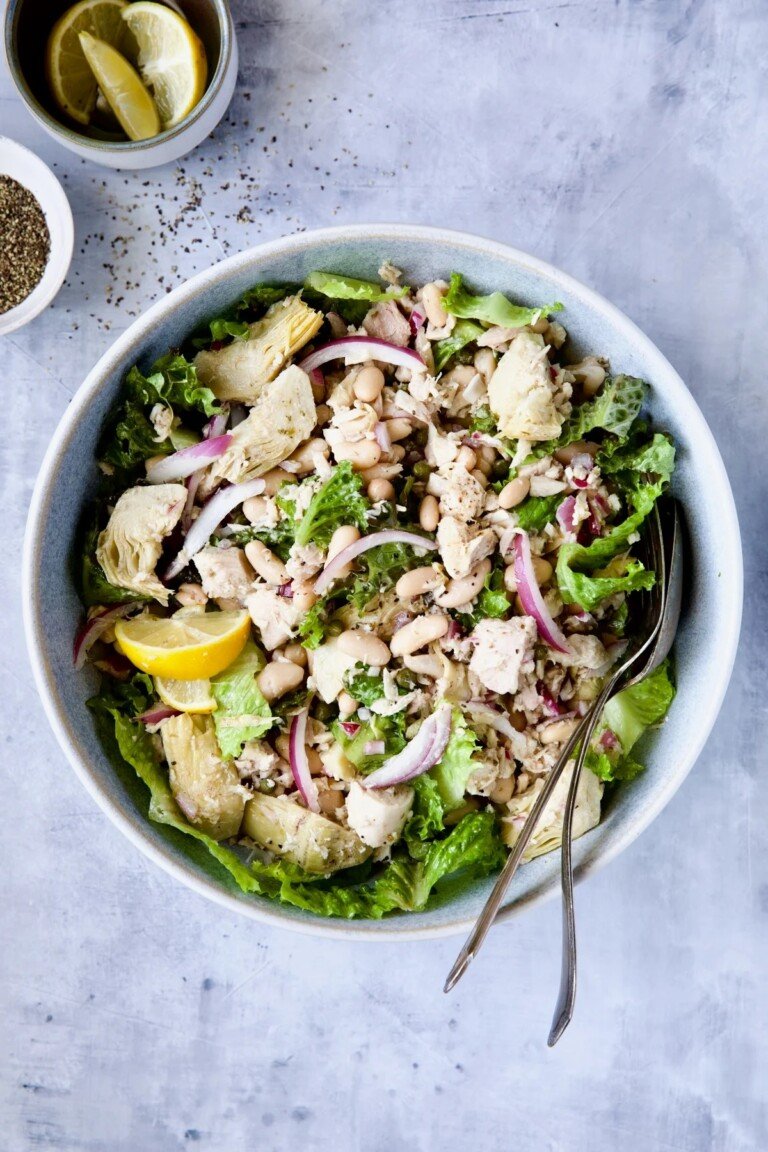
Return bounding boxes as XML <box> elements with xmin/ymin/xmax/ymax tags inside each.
<box><xmin>201</xmin><ymin>365</ymin><xmax>316</xmax><ymax>492</ymax></box>
<box><xmin>501</xmin><ymin>762</ymin><xmax>602</xmax><ymax>861</ymax></box>
<box><xmin>194</xmin><ymin>296</ymin><xmax>323</xmax><ymax>403</ymax></box>
<box><xmin>96</xmin><ymin>483</ymin><xmax>186</xmax><ymax>605</ymax></box>
<box><xmin>161</xmin><ymin>713</ymin><xmax>248</xmax><ymax>841</ymax></box>
<box><xmin>242</xmin><ymin>793</ymin><xmax>370</xmax><ymax>874</ymax></box>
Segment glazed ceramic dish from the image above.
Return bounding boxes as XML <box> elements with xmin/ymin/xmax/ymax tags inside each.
<box><xmin>4</xmin><ymin>0</ymin><xmax>236</xmax><ymax>171</ymax></box>
<box><xmin>22</xmin><ymin>225</ymin><xmax>743</xmax><ymax>939</ymax></box>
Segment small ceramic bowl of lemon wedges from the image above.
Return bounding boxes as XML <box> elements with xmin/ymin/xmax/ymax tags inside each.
<box><xmin>4</xmin><ymin>0</ymin><xmax>237</xmax><ymax>169</ymax></box>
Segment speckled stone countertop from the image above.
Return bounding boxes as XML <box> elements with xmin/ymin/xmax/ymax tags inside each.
<box><xmin>2</xmin><ymin>2</ymin><xmax>766</xmax><ymax>1149</ymax></box>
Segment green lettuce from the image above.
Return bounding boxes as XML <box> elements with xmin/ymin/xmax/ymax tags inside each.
<box><xmin>236</xmin><ymin>282</ymin><xmax>298</xmax><ymax>316</ymax></box>
<box><xmin>331</xmin><ymin>712</ymin><xmax>406</xmax><ymax>773</ymax></box>
<box><xmin>432</xmin><ymin>710</ymin><xmax>481</xmax><ymax>810</ymax></box>
<box><xmin>294</xmin><ymin>462</ymin><xmax>370</xmax><ymax>549</ymax></box>
<box><xmin>514</xmin><ymin>493</ymin><xmax>562</xmax><ymax>533</ymax></box>
<box><xmin>304</xmin><ymin>271</ymin><xmax>407</xmax><ymax>302</ymax></box>
<box><xmin>403</xmin><ymin>774</ymin><xmax>446</xmax><ymax>859</ymax></box>
<box><xmin>434</xmin><ymin>319</ymin><xmax>485</xmax><ymax>372</ymax></box>
<box><xmin>348</xmin><ymin>539</ymin><xmax>427</xmax><ymax>614</ymax></box>
<box><xmin>191</xmin><ymin>317</ymin><xmax>250</xmax><ymax>350</ymax></box>
<box><xmin>521</xmin><ymin>375</ymin><xmax>647</xmax><ymax>470</ymax></box>
<box><xmin>210</xmin><ymin>641</ymin><xmax>274</xmax><ymax>758</ymax></box>
<box><xmin>458</xmin><ymin>567</ymin><xmax>510</xmax><ymax>629</ymax></box>
<box><xmin>587</xmin><ymin>661</ymin><xmax>675</xmax><ymax>783</ymax></box>
<box><xmin>468</xmin><ymin>403</ymin><xmax>497</xmax><ymax>435</ymax></box>
<box><xmin>279</xmin><ymin>811</ymin><xmax>505</xmax><ymax>919</ymax></box>
<box><xmin>344</xmin><ymin>669</ymin><xmax>387</xmax><ymax>706</ymax></box>
<box><xmin>443</xmin><ymin>273</ymin><xmax>563</xmax><ymax>329</ymax></box>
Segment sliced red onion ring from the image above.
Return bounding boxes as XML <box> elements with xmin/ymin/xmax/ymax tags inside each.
<box><xmin>374</xmin><ymin>421</ymin><xmax>392</xmax><ymax>453</ymax></box>
<box><xmin>512</xmin><ymin>531</ymin><xmax>571</xmax><ymax>655</ymax></box>
<box><xmin>298</xmin><ymin>336</ymin><xmax>425</xmax><ymax>374</ymax></box>
<box><xmin>165</xmin><ymin>477</ymin><xmax>266</xmax><ymax>580</ymax></box>
<box><xmin>364</xmin><ymin>703</ymin><xmax>452</xmax><ymax>790</ymax></box>
<box><xmin>364</xmin><ymin>740</ymin><xmax>386</xmax><ymax>756</ymax></box>
<box><xmin>136</xmin><ymin>704</ymin><xmax>179</xmax><ymax>725</ymax></box>
<box><xmin>314</xmin><ymin>529</ymin><xmax>437</xmax><ymax>595</ymax></box>
<box><xmin>203</xmin><ymin>407</ymin><xmax>230</xmax><ymax>440</ymax></box>
<box><xmin>289</xmin><ymin>708</ymin><xmax>320</xmax><ymax>813</ymax></box>
<box><xmin>536</xmin><ymin>682</ymin><xmax>566</xmax><ymax>717</ymax></box>
<box><xmin>409</xmin><ymin>307</ymin><xmax>426</xmax><ymax>334</ymax></box>
<box><xmin>339</xmin><ymin>721</ymin><xmax>361</xmax><ymax>737</ymax></box>
<box><xmin>147</xmin><ymin>434</ymin><xmax>233</xmax><ymax>484</ymax></box>
<box><xmin>73</xmin><ymin>603</ymin><xmax>137</xmax><ymax>670</ymax></box>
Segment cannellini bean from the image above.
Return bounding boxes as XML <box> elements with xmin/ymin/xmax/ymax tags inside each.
<box><xmin>540</xmin><ymin>718</ymin><xmax>580</xmax><ymax>745</ymax></box>
<box><xmin>435</xmin><ymin>559</ymin><xmax>491</xmax><ymax>609</ymax></box>
<box><xmin>444</xmin><ymin>364</ymin><xmax>476</xmax><ymax>388</ymax></box>
<box><xmin>471</xmin><ymin>468</ymin><xmax>489</xmax><ymax>489</ymax></box>
<box><xmin>337</xmin><ymin>629</ymin><xmax>391</xmax><ymax>667</ymax></box>
<box><xmin>422</xmin><ymin>282</ymin><xmax>448</xmax><ymax>327</ymax></box>
<box><xmin>310</xmin><ymin>376</ymin><xmax>326</xmax><ymax>403</ymax></box>
<box><xmin>333</xmin><ymin>439</ymin><xmax>382</xmax><ymax>470</ymax></box>
<box><xmin>503</xmin><ymin>565</ymin><xmax>517</xmax><ymax>593</ymax></box>
<box><xmin>390</xmin><ymin>613</ymin><xmax>450</xmax><ymax>656</ymax></box>
<box><xmin>402</xmin><ymin>653</ymin><xmax>443</xmax><ymax>678</ymax></box>
<box><xmin>395</xmin><ymin>565</ymin><xmax>443</xmax><ymax>599</ymax></box>
<box><xmin>261</xmin><ymin>467</ymin><xmax>294</xmax><ymax>496</ymax></box>
<box><xmin>499</xmin><ymin>476</ymin><xmax>530</xmax><ymax>509</ymax></box>
<box><xmin>282</xmin><ymin>642</ymin><xmax>308</xmax><ymax>668</ymax></box>
<box><xmin>475</xmin><ymin>445</ymin><xmax>496</xmax><ymax>475</ymax></box>
<box><xmin>328</xmin><ymin>524</ymin><xmax>361</xmax><ymax>560</ymax></box>
<box><xmin>315</xmin><ymin>403</ymin><xmax>331</xmax><ymax>426</ymax></box>
<box><xmin>353</xmin><ymin>365</ymin><xmax>385</xmax><ymax>403</ymax></box>
<box><xmin>554</xmin><ymin>440</ymin><xmax>600</xmax><ymax>465</ymax></box>
<box><xmin>245</xmin><ymin>540</ymin><xmax>288</xmax><ymax>585</ymax></box>
<box><xmin>569</xmin><ymin>357</ymin><xmax>606</xmax><ymax>397</ymax></box>
<box><xmin>389</xmin><ymin>444</ymin><xmax>406</xmax><ymax>463</ymax></box>
<box><xmin>337</xmin><ymin>691</ymin><xmax>358</xmax><ymax>717</ymax></box>
<box><xmin>385</xmin><ymin>418</ymin><xmax>413</xmax><ymax>442</ymax></box>
<box><xmin>359</xmin><ymin>461</ymin><xmax>403</xmax><ymax>483</ymax></box>
<box><xmin>243</xmin><ymin>495</ymin><xmax>272</xmax><ymax>524</ymax></box>
<box><xmin>257</xmin><ymin>660</ymin><xmax>305</xmax><ymax>701</ymax></box>
<box><xmin>293</xmin><ymin>581</ymin><xmax>318</xmax><ymax>612</ymax></box>
<box><xmin>456</xmin><ymin>445</ymin><xmax>477</xmax><ymax>471</ymax></box>
<box><xmin>275</xmin><ymin>733</ymin><xmax>291</xmax><ymax>760</ymax></box>
<box><xmin>175</xmin><ymin>582</ymin><xmax>208</xmax><ymax>607</ymax></box>
<box><xmin>490</xmin><ymin>777</ymin><xmax>515</xmax><ymax>805</ymax></box>
<box><xmin>288</xmin><ymin>438</ymin><xmax>330</xmax><ymax>472</ymax></box>
<box><xmin>474</xmin><ymin>347</ymin><xmax>496</xmax><ymax>383</ymax></box>
<box><xmin>419</xmin><ymin>494</ymin><xmax>440</xmax><ymax>532</ymax></box>
<box><xmin>367</xmin><ymin>477</ymin><xmax>396</xmax><ymax>502</ymax></box>
<box><xmin>532</xmin><ymin>556</ymin><xmax>553</xmax><ymax>584</ymax></box>
<box><xmin>516</xmin><ymin>771</ymin><xmax>530</xmax><ymax>793</ymax></box>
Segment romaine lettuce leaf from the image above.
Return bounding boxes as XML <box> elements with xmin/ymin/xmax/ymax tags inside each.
<box><xmin>294</xmin><ymin>461</ymin><xmax>370</xmax><ymax>549</ymax></box>
<box><xmin>468</xmin><ymin>403</ymin><xmax>497</xmax><ymax>434</ymax></box>
<box><xmin>587</xmin><ymin>661</ymin><xmax>675</xmax><ymax>783</ymax></box>
<box><xmin>443</xmin><ymin>273</ymin><xmax>563</xmax><ymax>329</ymax></box>
<box><xmin>210</xmin><ymin>641</ymin><xmax>274</xmax><ymax>758</ymax></box>
<box><xmin>521</xmin><ymin>375</ymin><xmax>648</xmax><ymax>470</ymax></box>
<box><xmin>514</xmin><ymin>493</ymin><xmax>562</xmax><ymax>533</ymax></box>
<box><xmin>403</xmin><ymin>773</ymin><xmax>446</xmax><ymax>859</ymax></box>
<box><xmin>348</xmin><ymin>539</ymin><xmax>423</xmax><ymax>613</ymax></box>
<box><xmin>278</xmin><ymin>811</ymin><xmax>505</xmax><ymax>919</ymax></box>
<box><xmin>191</xmin><ymin>317</ymin><xmax>250</xmax><ymax>350</ymax></box>
<box><xmin>331</xmin><ymin>712</ymin><xmax>406</xmax><ymax>772</ymax></box>
<box><xmin>236</xmin><ymin>282</ymin><xmax>299</xmax><ymax>316</ymax></box>
<box><xmin>344</xmin><ymin>668</ymin><xmax>387</xmax><ymax>706</ymax></box>
<box><xmin>432</xmin><ymin>710</ymin><xmax>480</xmax><ymax>810</ymax></box>
<box><xmin>304</xmin><ymin>271</ymin><xmax>407</xmax><ymax>302</ymax></box>
<box><xmin>434</xmin><ymin>319</ymin><xmax>485</xmax><ymax>372</ymax></box>
<box><xmin>458</xmin><ymin>566</ymin><xmax>510</xmax><ymax>629</ymax></box>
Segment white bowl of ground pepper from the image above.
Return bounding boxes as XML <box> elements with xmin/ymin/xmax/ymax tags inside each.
<box><xmin>0</xmin><ymin>137</ymin><xmax>74</xmax><ymax>336</ymax></box>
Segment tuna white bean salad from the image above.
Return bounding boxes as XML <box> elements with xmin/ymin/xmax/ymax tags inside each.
<box><xmin>76</xmin><ymin>266</ymin><xmax>677</xmax><ymax>918</ymax></box>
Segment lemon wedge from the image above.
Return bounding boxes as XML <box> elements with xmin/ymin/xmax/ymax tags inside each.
<box><xmin>78</xmin><ymin>31</ymin><xmax>161</xmax><ymax>141</ymax></box>
<box><xmin>154</xmin><ymin>676</ymin><xmax>217</xmax><ymax>714</ymax></box>
<box><xmin>122</xmin><ymin>2</ymin><xmax>208</xmax><ymax>129</ymax></box>
<box><xmin>45</xmin><ymin>0</ymin><xmax>130</xmax><ymax>125</ymax></box>
<box><xmin>114</xmin><ymin>610</ymin><xmax>251</xmax><ymax>680</ymax></box>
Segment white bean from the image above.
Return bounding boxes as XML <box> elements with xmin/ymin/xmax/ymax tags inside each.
<box><xmin>257</xmin><ymin>661</ymin><xmax>305</xmax><ymax>701</ymax></box>
<box><xmin>337</xmin><ymin>690</ymin><xmax>358</xmax><ymax>717</ymax></box>
<box><xmin>333</xmin><ymin>439</ymin><xmax>382</xmax><ymax>470</ymax></box>
<box><xmin>419</xmin><ymin>494</ymin><xmax>440</xmax><ymax>532</ymax></box>
<box><xmin>498</xmin><ymin>476</ymin><xmax>530</xmax><ymax>510</ymax></box>
<box><xmin>402</xmin><ymin>653</ymin><xmax>443</xmax><ymax>678</ymax></box>
<box><xmin>435</xmin><ymin>559</ymin><xmax>491</xmax><ymax>610</ymax></box>
<box><xmin>337</xmin><ymin>629</ymin><xmax>391</xmax><ymax>667</ymax></box>
<box><xmin>360</xmin><ymin>461</ymin><xmax>403</xmax><ymax>483</ymax></box>
<box><xmin>245</xmin><ymin>540</ymin><xmax>288</xmax><ymax>585</ymax></box>
<box><xmin>395</xmin><ymin>565</ymin><xmax>443</xmax><ymax>599</ymax></box>
<box><xmin>385</xmin><ymin>418</ymin><xmax>413</xmax><ymax>442</ymax></box>
<box><xmin>261</xmin><ymin>468</ymin><xmax>294</xmax><ymax>496</ymax></box>
<box><xmin>353</xmin><ymin>366</ymin><xmax>385</xmax><ymax>403</ymax></box>
<box><xmin>243</xmin><ymin>495</ymin><xmax>272</xmax><ymax>524</ymax></box>
<box><xmin>282</xmin><ymin>642</ymin><xmax>307</xmax><ymax>668</ymax></box>
<box><xmin>288</xmin><ymin>438</ymin><xmax>330</xmax><ymax>473</ymax></box>
<box><xmin>456</xmin><ymin>445</ymin><xmax>477</xmax><ymax>471</ymax></box>
<box><xmin>293</xmin><ymin>581</ymin><xmax>318</xmax><ymax>612</ymax></box>
<box><xmin>422</xmin><ymin>282</ymin><xmax>448</xmax><ymax>328</ymax></box>
<box><xmin>390</xmin><ymin>613</ymin><xmax>449</xmax><ymax>656</ymax></box>
<box><xmin>367</xmin><ymin>478</ymin><xmax>396</xmax><ymax>502</ymax></box>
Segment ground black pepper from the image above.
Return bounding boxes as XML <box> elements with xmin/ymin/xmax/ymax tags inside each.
<box><xmin>0</xmin><ymin>175</ymin><xmax>51</xmax><ymax>314</ymax></box>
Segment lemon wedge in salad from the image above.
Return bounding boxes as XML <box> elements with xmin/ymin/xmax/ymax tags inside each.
<box><xmin>121</xmin><ymin>2</ymin><xmax>207</xmax><ymax>129</ymax></box>
<box><xmin>78</xmin><ymin>31</ymin><xmax>160</xmax><ymax>140</ymax></box>
<box><xmin>115</xmin><ymin>611</ymin><xmax>251</xmax><ymax>680</ymax></box>
<box><xmin>154</xmin><ymin>676</ymin><xmax>217</xmax><ymax>714</ymax></box>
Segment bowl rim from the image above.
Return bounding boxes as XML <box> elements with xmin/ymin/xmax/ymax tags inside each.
<box><xmin>21</xmin><ymin>223</ymin><xmax>744</xmax><ymax>940</ymax></box>
<box><xmin>0</xmin><ymin>135</ymin><xmax>74</xmax><ymax>335</ymax></box>
<box><xmin>3</xmin><ymin>0</ymin><xmax>234</xmax><ymax>154</ymax></box>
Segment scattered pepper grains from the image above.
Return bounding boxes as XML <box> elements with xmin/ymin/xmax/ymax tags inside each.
<box><xmin>0</xmin><ymin>175</ymin><xmax>51</xmax><ymax>314</ymax></box>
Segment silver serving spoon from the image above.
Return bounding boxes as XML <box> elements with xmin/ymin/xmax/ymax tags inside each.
<box><xmin>444</xmin><ymin>502</ymin><xmax>676</xmax><ymax>996</ymax></box>
<box><xmin>548</xmin><ymin>498</ymin><xmax>682</xmax><ymax>1045</ymax></box>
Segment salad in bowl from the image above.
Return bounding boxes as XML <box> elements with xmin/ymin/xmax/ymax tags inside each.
<box><xmin>75</xmin><ymin>264</ymin><xmax>676</xmax><ymax>919</ymax></box>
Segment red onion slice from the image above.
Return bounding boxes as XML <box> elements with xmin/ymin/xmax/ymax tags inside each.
<box><xmin>165</xmin><ymin>477</ymin><xmax>266</xmax><ymax>580</ymax></box>
<box><xmin>409</xmin><ymin>307</ymin><xmax>426</xmax><ymax>334</ymax></box>
<box><xmin>314</xmin><ymin>529</ymin><xmax>437</xmax><ymax>595</ymax></box>
<box><xmin>136</xmin><ymin>704</ymin><xmax>179</xmax><ymax>725</ymax></box>
<box><xmin>512</xmin><ymin>531</ymin><xmax>571</xmax><ymax>654</ymax></box>
<box><xmin>147</xmin><ymin>435</ymin><xmax>233</xmax><ymax>484</ymax></box>
<box><xmin>298</xmin><ymin>336</ymin><xmax>425</xmax><ymax>374</ymax></box>
<box><xmin>289</xmin><ymin>708</ymin><xmax>320</xmax><ymax>813</ymax></box>
<box><xmin>364</xmin><ymin>703</ymin><xmax>452</xmax><ymax>789</ymax></box>
<box><xmin>202</xmin><ymin>407</ymin><xmax>230</xmax><ymax>440</ymax></box>
<box><xmin>73</xmin><ymin>603</ymin><xmax>137</xmax><ymax>670</ymax></box>
<box><xmin>373</xmin><ymin>421</ymin><xmax>392</xmax><ymax>453</ymax></box>
<box><xmin>339</xmin><ymin>721</ymin><xmax>361</xmax><ymax>737</ymax></box>
<box><xmin>556</xmin><ymin>494</ymin><xmax>578</xmax><ymax>540</ymax></box>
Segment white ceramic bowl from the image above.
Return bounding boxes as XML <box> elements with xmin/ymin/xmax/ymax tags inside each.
<box><xmin>0</xmin><ymin>137</ymin><xmax>73</xmax><ymax>336</ymax></box>
<box><xmin>4</xmin><ymin>0</ymin><xmax>237</xmax><ymax>171</ymax></box>
<box><xmin>22</xmin><ymin>225</ymin><xmax>743</xmax><ymax>939</ymax></box>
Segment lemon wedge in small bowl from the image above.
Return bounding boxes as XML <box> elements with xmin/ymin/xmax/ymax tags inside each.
<box><xmin>45</xmin><ymin>0</ymin><xmax>131</xmax><ymax>125</ymax></box>
<box><xmin>122</xmin><ymin>1</ymin><xmax>208</xmax><ymax>129</ymax></box>
<box><xmin>78</xmin><ymin>31</ymin><xmax>160</xmax><ymax>141</ymax></box>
